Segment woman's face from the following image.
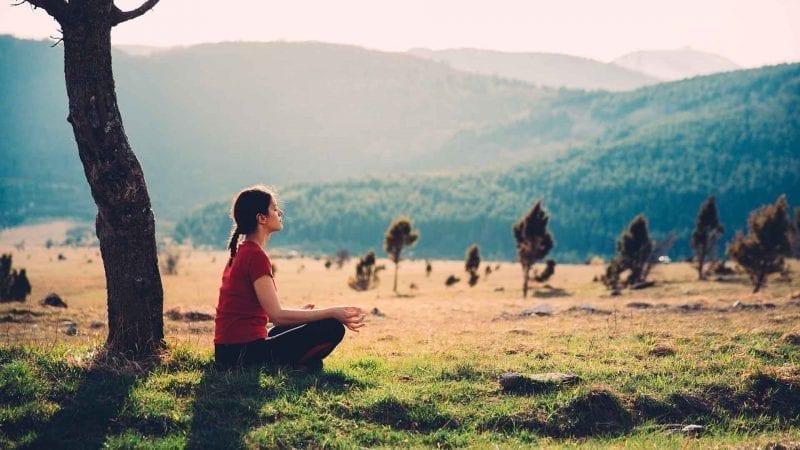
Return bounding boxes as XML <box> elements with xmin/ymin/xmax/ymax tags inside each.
<box><xmin>261</xmin><ymin>198</ymin><xmax>283</xmax><ymax>233</ymax></box>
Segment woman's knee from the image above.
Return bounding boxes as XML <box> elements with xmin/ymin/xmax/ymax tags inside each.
<box><xmin>318</xmin><ymin>318</ymin><xmax>345</xmax><ymax>343</ymax></box>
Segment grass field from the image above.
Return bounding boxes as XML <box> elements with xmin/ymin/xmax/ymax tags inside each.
<box><xmin>1</xmin><ymin>224</ymin><xmax>799</xmax><ymax>448</ymax></box>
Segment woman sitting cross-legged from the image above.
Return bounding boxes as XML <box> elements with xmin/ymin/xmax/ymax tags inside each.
<box><xmin>214</xmin><ymin>185</ymin><xmax>365</xmax><ymax>371</ymax></box>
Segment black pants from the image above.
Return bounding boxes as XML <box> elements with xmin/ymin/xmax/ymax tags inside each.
<box><xmin>215</xmin><ymin>318</ymin><xmax>345</xmax><ymax>370</ymax></box>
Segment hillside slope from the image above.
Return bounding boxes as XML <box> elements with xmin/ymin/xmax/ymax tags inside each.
<box><xmin>175</xmin><ymin>63</ymin><xmax>800</xmax><ymax>261</ymax></box>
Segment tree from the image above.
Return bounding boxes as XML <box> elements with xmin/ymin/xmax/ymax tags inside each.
<box><xmin>335</xmin><ymin>249</ymin><xmax>351</xmax><ymax>269</ymax></box>
<box><xmin>20</xmin><ymin>0</ymin><xmax>164</xmax><ymax>357</ymax></box>
<box><xmin>384</xmin><ymin>216</ymin><xmax>419</xmax><ymax>292</ymax></box>
<box><xmin>691</xmin><ymin>196</ymin><xmax>724</xmax><ymax>280</ymax></box>
<box><xmin>348</xmin><ymin>251</ymin><xmax>378</xmax><ymax>291</ymax></box>
<box><xmin>512</xmin><ymin>201</ymin><xmax>553</xmax><ymax>298</ymax></box>
<box><xmin>791</xmin><ymin>207</ymin><xmax>800</xmax><ymax>258</ymax></box>
<box><xmin>606</xmin><ymin>214</ymin><xmax>653</xmax><ymax>288</ymax></box>
<box><xmin>465</xmin><ymin>244</ymin><xmax>480</xmax><ymax>287</ymax></box>
<box><xmin>1</xmin><ymin>254</ymin><xmax>31</xmax><ymax>303</ymax></box>
<box><xmin>727</xmin><ymin>195</ymin><xmax>792</xmax><ymax>293</ymax></box>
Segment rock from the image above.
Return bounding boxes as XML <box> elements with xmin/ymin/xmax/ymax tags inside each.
<box><xmin>732</xmin><ymin>301</ymin><xmax>776</xmax><ymax>310</ymax></box>
<box><xmin>529</xmin><ymin>372</ymin><xmax>581</xmax><ymax>384</ymax></box>
<box><xmin>520</xmin><ymin>304</ymin><xmax>553</xmax><ymax>317</ymax></box>
<box><xmin>676</xmin><ymin>303</ymin><xmax>705</xmax><ymax>312</ymax></box>
<box><xmin>494</xmin><ymin>287</ymin><xmax>504</xmax><ymax>292</ymax></box>
<box><xmin>164</xmin><ymin>306</ymin><xmax>214</xmax><ymax>322</ymax></box>
<box><xmin>370</xmin><ymin>307</ymin><xmax>385</xmax><ymax>317</ymax></box>
<box><xmin>567</xmin><ymin>304</ymin><xmax>612</xmax><ymax>315</ymax></box>
<box><xmin>90</xmin><ymin>320</ymin><xmax>106</xmax><ymax>329</ymax></box>
<box><xmin>499</xmin><ymin>372</ymin><xmax>531</xmax><ymax>392</ymax></box>
<box><xmin>41</xmin><ymin>293</ymin><xmax>68</xmax><ymax>308</ymax></box>
<box><xmin>64</xmin><ymin>323</ymin><xmax>77</xmax><ymax>336</ymax></box>
<box><xmin>626</xmin><ymin>302</ymin><xmax>652</xmax><ymax>309</ymax></box>
<box><xmin>681</xmin><ymin>424</ymin><xmax>705</xmax><ymax>436</ymax></box>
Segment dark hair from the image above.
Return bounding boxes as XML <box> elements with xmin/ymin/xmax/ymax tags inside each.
<box><xmin>226</xmin><ymin>185</ymin><xmax>276</xmax><ymax>264</ymax></box>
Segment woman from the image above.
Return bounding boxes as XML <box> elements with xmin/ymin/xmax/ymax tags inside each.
<box><xmin>214</xmin><ymin>185</ymin><xmax>365</xmax><ymax>371</ymax></box>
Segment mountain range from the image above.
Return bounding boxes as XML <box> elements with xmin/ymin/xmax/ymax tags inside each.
<box><xmin>1</xmin><ymin>35</ymin><xmax>796</xmax><ymax>261</ymax></box>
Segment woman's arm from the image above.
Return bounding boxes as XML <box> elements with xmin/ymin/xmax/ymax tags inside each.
<box><xmin>253</xmin><ymin>275</ymin><xmax>365</xmax><ymax>330</ymax></box>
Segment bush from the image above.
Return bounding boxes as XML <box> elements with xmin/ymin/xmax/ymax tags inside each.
<box><xmin>728</xmin><ymin>195</ymin><xmax>792</xmax><ymax>293</ymax></box>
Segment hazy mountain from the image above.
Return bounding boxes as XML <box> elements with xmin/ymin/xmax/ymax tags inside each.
<box><xmin>612</xmin><ymin>47</ymin><xmax>741</xmax><ymax>81</ymax></box>
<box><xmin>1</xmin><ymin>36</ymin><xmax>554</xmax><ymax>225</ymax></box>
<box><xmin>175</xmin><ymin>63</ymin><xmax>800</xmax><ymax>261</ymax></box>
<box><xmin>115</xmin><ymin>44</ymin><xmax>170</xmax><ymax>57</ymax></box>
<box><xmin>408</xmin><ymin>47</ymin><xmax>660</xmax><ymax>91</ymax></box>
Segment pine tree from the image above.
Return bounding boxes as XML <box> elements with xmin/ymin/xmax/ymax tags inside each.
<box><xmin>691</xmin><ymin>196</ymin><xmax>724</xmax><ymax>280</ymax></box>
<box><xmin>728</xmin><ymin>195</ymin><xmax>792</xmax><ymax>293</ymax></box>
<box><xmin>348</xmin><ymin>251</ymin><xmax>378</xmax><ymax>291</ymax></box>
<box><xmin>1</xmin><ymin>254</ymin><xmax>31</xmax><ymax>303</ymax></box>
<box><xmin>384</xmin><ymin>216</ymin><xmax>419</xmax><ymax>292</ymax></box>
<box><xmin>791</xmin><ymin>207</ymin><xmax>800</xmax><ymax>258</ymax></box>
<box><xmin>512</xmin><ymin>201</ymin><xmax>554</xmax><ymax>298</ymax></box>
<box><xmin>465</xmin><ymin>244</ymin><xmax>481</xmax><ymax>287</ymax></box>
<box><xmin>608</xmin><ymin>214</ymin><xmax>653</xmax><ymax>287</ymax></box>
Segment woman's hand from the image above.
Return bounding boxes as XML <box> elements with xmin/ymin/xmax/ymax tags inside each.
<box><xmin>332</xmin><ymin>306</ymin><xmax>366</xmax><ymax>332</ymax></box>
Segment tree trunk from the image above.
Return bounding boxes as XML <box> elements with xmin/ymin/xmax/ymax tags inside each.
<box><xmin>522</xmin><ymin>265</ymin><xmax>530</xmax><ymax>298</ymax></box>
<box><xmin>697</xmin><ymin>251</ymin><xmax>706</xmax><ymax>280</ymax></box>
<box><xmin>393</xmin><ymin>262</ymin><xmax>398</xmax><ymax>292</ymax></box>
<box><xmin>753</xmin><ymin>272</ymin><xmax>765</xmax><ymax>293</ymax></box>
<box><xmin>61</xmin><ymin>6</ymin><xmax>164</xmax><ymax>357</ymax></box>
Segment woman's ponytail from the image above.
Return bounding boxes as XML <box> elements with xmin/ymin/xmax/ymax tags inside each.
<box><xmin>226</xmin><ymin>227</ymin><xmax>241</xmax><ymax>266</ymax></box>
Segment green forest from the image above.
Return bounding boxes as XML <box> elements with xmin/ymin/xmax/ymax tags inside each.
<box><xmin>175</xmin><ymin>63</ymin><xmax>800</xmax><ymax>261</ymax></box>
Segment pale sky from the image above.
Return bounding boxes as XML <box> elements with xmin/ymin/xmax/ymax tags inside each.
<box><xmin>2</xmin><ymin>0</ymin><xmax>799</xmax><ymax>67</ymax></box>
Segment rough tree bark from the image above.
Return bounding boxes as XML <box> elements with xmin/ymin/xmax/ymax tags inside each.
<box><xmin>24</xmin><ymin>0</ymin><xmax>164</xmax><ymax>357</ymax></box>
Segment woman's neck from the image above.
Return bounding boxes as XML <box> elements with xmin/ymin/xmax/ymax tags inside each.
<box><xmin>245</xmin><ymin>230</ymin><xmax>270</xmax><ymax>248</ymax></box>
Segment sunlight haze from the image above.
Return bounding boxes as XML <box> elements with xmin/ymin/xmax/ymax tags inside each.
<box><xmin>2</xmin><ymin>0</ymin><xmax>798</xmax><ymax>67</ymax></box>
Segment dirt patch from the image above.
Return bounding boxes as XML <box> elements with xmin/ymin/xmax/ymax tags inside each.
<box><xmin>349</xmin><ymin>396</ymin><xmax>455</xmax><ymax>432</ymax></box>
<box><xmin>648</xmin><ymin>344</ymin><xmax>675</xmax><ymax>357</ymax></box>
<box><xmin>499</xmin><ymin>372</ymin><xmax>580</xmax><ymax>394</ymax></box>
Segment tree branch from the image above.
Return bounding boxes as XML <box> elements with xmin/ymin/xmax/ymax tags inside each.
<box><xmin>18</xmin><ymin>0</ymin><xmax>68</xmax><ymax>23</ymax></box>
<box><xmin>111</xmin><ymin>0</ymin><xmax>160</xmax><ymax>26</ymax></box>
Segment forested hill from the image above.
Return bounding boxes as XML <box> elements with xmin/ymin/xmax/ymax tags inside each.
<box><xmin>0</xmin><ymin>36</ymin><xmax>551</xmax><ymax>225</ymax></box>
<box><xmin>175</xmin><ymin>63</ymin><xmax>800</xmax><ymax>261</ymax></box>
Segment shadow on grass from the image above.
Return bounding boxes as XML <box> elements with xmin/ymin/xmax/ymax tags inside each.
<box><xmin>185</xmin><ymin>365</ymin><xmax>367</xmax><ymax>449</ymax></box>
<box><xmin>28</xmin><ymin>365</ymin><xmax>138</xmax><ymax>449</ymax></box>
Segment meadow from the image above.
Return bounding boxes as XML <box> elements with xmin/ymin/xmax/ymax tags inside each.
<box><xmin>1</xmin><ymin>222</ymin><xmax>799</xmax><ymax>448</ymax></box>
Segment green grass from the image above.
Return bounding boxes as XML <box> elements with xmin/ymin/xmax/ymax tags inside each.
<box><xmin>0</xmin><ymin>339</ymin><xmax>798</xmax><ymax>449</ymax></box>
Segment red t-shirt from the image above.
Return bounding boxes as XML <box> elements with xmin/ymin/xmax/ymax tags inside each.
<box><xmin>214</xmin><ymin>241</ymin><xmax>276</xmax><ymax>344</ymax></box>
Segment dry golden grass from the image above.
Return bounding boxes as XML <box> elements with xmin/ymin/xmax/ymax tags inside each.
<box><xmin>2</xmin><ymin>225</ymin><xmax>799</xmax><ymax>362</ymax></box>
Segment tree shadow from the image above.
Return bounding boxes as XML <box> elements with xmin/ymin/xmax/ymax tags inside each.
<box><xmin>185</xmin><ymin>365</ymin><xmax>368</xmax><ymax>449</ymax></box>
<box><xmin>532</xmin><ymin>286</ymin><xmax>570</xmax><ymax>298</ymax></box>
<box><xmin>28</xmin><ymin>362</ymin><xmax>140</xmax><ymax>449</ymax></box>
